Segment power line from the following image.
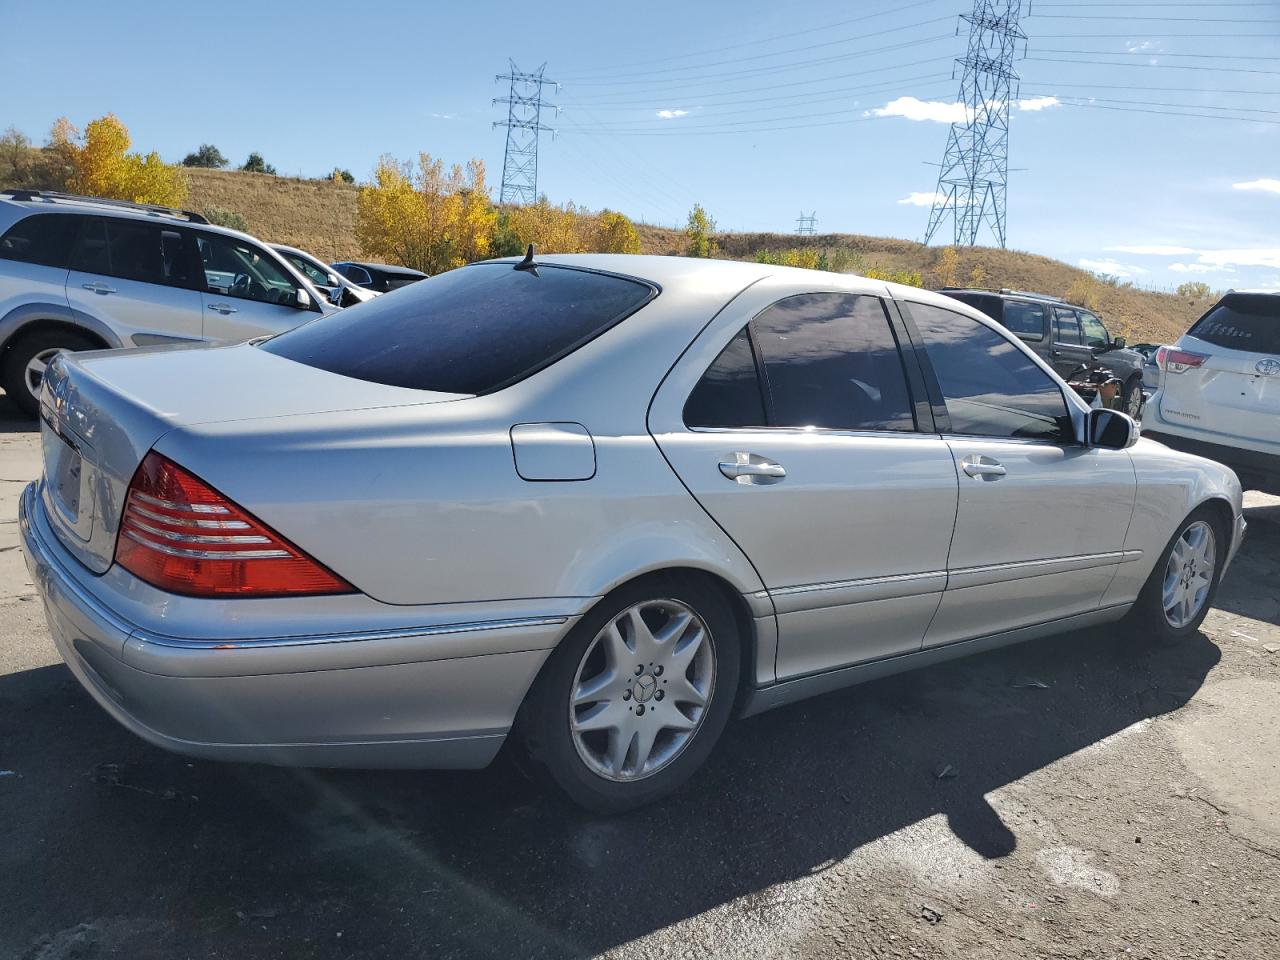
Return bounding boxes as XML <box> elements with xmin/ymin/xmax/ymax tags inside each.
<box><xmin>1028</xmin><ymin>32</ymin><xmax>1280</xmax><ymax>37</ymax></box>
<box><xmin>1028</xmin><ymin>56</ymin><xmax>1280</xmax><ymax>74</ymax></box>
<box><xmin>1023</xmin><ymin>92</ymin><xmax>1280</xmax><ymax>116</ymax></box>
<box><xmin>560</xmin><ymin>0</ymin><xmax>944</xmax><ymax>75</ymax></box>
<box><xmin>1021</xmin><ymin>79</ymin><xmax>1280</xmax><ymax>95</ymax></box>
<box><xmin>1053</xmin><ymin>99</ymin><xmax>1280</xmax><ymax>125</ymax></box>
<box><xmin>1032</xmin><ymin>14</ymin><xmax>1280</xmax><ymax>22</ymax></box>
<box><xmin>1035</xmin><ymin>47</ymin><xmax>1280</xmax><ymax>61</ymax></box>
<box><xmin>1034</xmin><ymin>1</ymin><xmax>1276</xmax><ymax>6</ymax></box>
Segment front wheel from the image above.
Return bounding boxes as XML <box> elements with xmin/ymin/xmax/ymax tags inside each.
<box><xmin>520</xmin><ymin>576</ymin><xmax>740</xmax><ymax>813</ymax></box>
<box><xmin>1129</xmin><ymin>507</ymin><xmax>1226</xmax><ymax>643</ymax></box>
<box><xmin>1121</xmin><ymin>376</ymin><xmax>1145</xmax><ymax>418</ymax></box>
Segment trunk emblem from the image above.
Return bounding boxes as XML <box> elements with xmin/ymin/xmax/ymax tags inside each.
<box><xmin>1256</xmin><ymin>358</ymin><xmax>1280</xmax><ymax>376</ymax></box>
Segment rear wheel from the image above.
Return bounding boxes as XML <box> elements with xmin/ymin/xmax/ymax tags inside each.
<box><xmin>1128</xmin><ymin>506</ymin><xmax>1226</xmax><ymax>643</ymax></box>
<box><xmin>521</xmin><ymin>575</ymin><xmax>740</xmax><ymax>813</ymax></box>
<box><xmin>1</xmin><ymin>328</ymin><xmax>100</xmax><ymax>418</ymax></box>
<box><xmin>1121</xmin><ymin>375</ymin><xmax>1145</xmax><ymax>418</ymax></box>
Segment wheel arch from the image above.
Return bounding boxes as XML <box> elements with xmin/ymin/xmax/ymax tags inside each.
<box><xmin>0</xmin><ymin>303</ymin><xmax>120</xmax><ymax>358</ymax></box>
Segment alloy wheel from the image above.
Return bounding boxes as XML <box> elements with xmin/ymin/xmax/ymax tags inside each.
<box><xmin>1125</xmin><ymin>385</ymin><xmax>1144</xmax><ymax>417</ymax></box>
<box><xmin>569</xmin><ymin>599</ymin><xmax>716</xmax><ymax>782</ymax></box>
<box><xmin>24</xmin><ymin>347</ymin><xmax>63</xmax><ymax>401</ymax></box>
<box><xmin>1161</xmin><ymin>520</ymin><xmax>1216</xmax><ymax>629</ymax></box>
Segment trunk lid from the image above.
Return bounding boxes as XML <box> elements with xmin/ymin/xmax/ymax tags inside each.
<box><xmin>38</xmin><ymin>342</ymin><xmax>464</xmax><ymax>573</ymax></box>
<box><xmin>1159</xmin><ymin>332</ymin><xmax>1280</xmax><ymax>450</ymax></box>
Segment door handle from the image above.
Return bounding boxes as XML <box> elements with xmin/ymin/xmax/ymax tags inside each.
<box><xmin>81</xmin><ymin>282</ymin><xmax>116</xmax><ymax>295</ymax></box>
<box><xmin>961</xmin><ymin>455</ymin><xmax>1006</xmax><ymax>480</ymax></box>
<box><xmin>207</xmin><ymin>302</ymin><xmax>238</xmax><ymax>315</ymax></box>
<box><xmin>719</xmin><ymin>453</ymin><xmax>786</xmax><ymax>485</ymax></box>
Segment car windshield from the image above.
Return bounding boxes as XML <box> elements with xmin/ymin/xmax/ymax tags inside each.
<box><xmin>1188</xmin><ymin>294</ymin><xmax>1280</xmax><ymax>355</ymax></box>
<box><xmin>260</xmin><ymin>262</ymin><xmax>656</xmax><ymax>394</ymax></box>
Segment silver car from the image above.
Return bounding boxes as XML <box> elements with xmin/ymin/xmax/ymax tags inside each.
<box><xmin>19</xmin><ymin>255</ymin><xmax>1245</xmax><ymax>812</ymax></box>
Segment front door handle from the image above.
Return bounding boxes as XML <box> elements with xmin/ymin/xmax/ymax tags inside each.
<box><xmin>719</xmin><ymin>452</ymin><xmax>786</xmax><ymax>485</ymax></box>
<box><xmin>81</xmin><ymin>282</ymin><xmax>116</xmax><ymax>295</ymax></box>
<box><xmin>207</xmin><ymin>302</ymin><xmax>239</xmax><ymax>315</ymax></box>
<box><xmin>961</xmin><ymin>455</ymin><xmax>1006</xmax><ymax>480</ymax></box>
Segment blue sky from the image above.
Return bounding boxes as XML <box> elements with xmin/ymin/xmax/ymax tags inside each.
<box><xmin>4</xmin><ymin>0</ymin><xmax>1278</xmax><ymax>289</ymax></box>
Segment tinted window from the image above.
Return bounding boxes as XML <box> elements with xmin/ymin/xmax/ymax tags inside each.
<box><xmin>1054</xmin><ymin>307</ymin><xmax>1083</xmax><ymax>345</ymax></box>
<box><xmin>283</xmin><ymin>251</ymin><xmax>337</xmax><ymax>288</ymax></box>
<box><xmin>1188</xmin><ymin>294</ymin><xmax>1280</xmax><ymax>354</ymax></box>
<box><xmin>70</xmin><ymin>217</ymin><xmax>196</xmax><ymax>287</ymax></box>
<box><xmin>906</xmin><ymin>302</ymin><xmax>1074</xmax><ymax>443</ymax></box>
<box><xmin>750</xmin><ymin>293</ymin><xmax>915</xmax><ymax>432</ymax></box>
<box><xmin>1078</xmin><ymin>310</ymin><xmax>1110</xmax><ymax>348</ymax></box>
<box><xmin>0</xmin><ymin>213</ymin><xmax>77</xmax><ymax>268</ymax></box>
<box><xmin>684</xmin><ymin>327</ymin><xmax>767</xmax><ymax>428</ymax></box>
<box><xmin>1002</xmin><ymin>300</ymin><xmax>1046</xmax><ymax>340</ymax></box>
<box><xmin>197</xmin><ymin>234</ymin><xmax>300</xmax><ymax>305</ymax></box>
<box><xmin>262</xmin><ymin>263</ymin><xmax>655</xmax><ymax>395</ymax></box>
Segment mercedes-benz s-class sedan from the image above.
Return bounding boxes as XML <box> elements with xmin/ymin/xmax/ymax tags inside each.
<box><xmin>20</xmin><ymin>255</ymin><xmax>1244</xmax><ymax>812</ymax></box>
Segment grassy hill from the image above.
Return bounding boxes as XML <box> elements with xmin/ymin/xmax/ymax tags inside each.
<box><xmin>180</xmin><ymin>169</ymin><xmax>1205</xmax><ymax>345</ymax></box>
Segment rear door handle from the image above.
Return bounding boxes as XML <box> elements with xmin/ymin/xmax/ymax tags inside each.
<box><xmin>719</xmin><ymin>453</ymin><xmax>786</xmax><ymax>485</ymax></box>
<box><xmin>207</xmin><ymin>302</ymin><xmax>238</xmax><ymax>315</ymax></box>
<box><xmin>961</xmin><ymin>455</ymin><xmax>1006</xmax><ymax>480</ymax></box>
<box><xmin>81</xmin><ymin>282</ymin><xmax>116</xmax><ymax>295</ymax></box>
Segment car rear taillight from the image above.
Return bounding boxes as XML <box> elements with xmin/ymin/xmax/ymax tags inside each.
<box><xmin>115</xmin><ymin>452</ymin><xmax>354</xmax><ymax>598</ymax></box>
<box><xmin>1156</xmin><ymin>347</ymin><xmax>1209</xmax><ymax>374</ymax></box>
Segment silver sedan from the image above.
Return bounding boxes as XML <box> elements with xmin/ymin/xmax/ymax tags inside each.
<box><xmin>20</xmin><ymin>254</ymin><xmax>1245</xmax><ymax>812</ymax></box>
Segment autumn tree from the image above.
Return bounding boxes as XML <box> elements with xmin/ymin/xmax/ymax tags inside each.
<box><xmin>1175</xmin><ymin>281</ymin><xmax>1211</xmax><ymax>301</ymax></box>
<box><xmin>331</xmin><ymin>168</ymin><xmax>355</xmax><ymax>184</ymax></box>
<box><xmin>182</xmin><ymin>144</ymin><xmax>227</xmax><ymax>168</ymax></box>
<box><xmin>593</xmin><ymin>209</ymin><xmax>641</xmax><ymax>254</ymax></box>
<box><xmin>356</xmin><ymin>153</ymin><xmax>496</xmax><ymax>275</ymax></box>
<box><xmin>935</xmin><ymin>246</ymin><xmax>961</xmax><ymax>287</ymax></box>
<box><xmin>51</xmin><ymin>114</ymin><xmax>187</xmax><ymax>206</ymax></box>
<box><xmin>241</xmin><ymin>152</ymin><xmax>276</xmax><ymax>175</ymax></box>
<box><xmin>685</xmin><ymin>203</ymin><xmax>718</xmax><ymax>258</ymax></box>
<box><xmin>968</xmin><ymin>263</ymin><xmax>987</xmax><ymax>288</ymax></box>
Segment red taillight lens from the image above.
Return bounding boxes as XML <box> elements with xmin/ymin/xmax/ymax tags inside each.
<box><xmin>1156</xmin><ymin>347</ymin><xmax>1209</xmax><ymax>374</ymax></box>
<box><xmin>115</xmin><ymin>452</ymin><xmax>354</xmax><ymax>598</ymax></box>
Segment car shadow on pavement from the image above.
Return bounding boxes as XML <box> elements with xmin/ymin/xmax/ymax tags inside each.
<box><xmin>0</xmin><ymin>617</ymin><xmax>1221</xmax><ymax>960</ymax></box>
<box><xmin>1211</xmin><ymin>497</ymin><xmax>1280</xmax><ymax>627</ymax></box>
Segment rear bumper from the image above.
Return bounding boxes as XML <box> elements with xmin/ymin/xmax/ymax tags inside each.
<box><xmin>1143</xmin><ymin>427</ymin><xmax>1280</xmax><ymax>496</ymax></box>
<box><xmin>19</xmin><ymin>482</ymin><xmax>566</xmax><ymax>769</ymax></box>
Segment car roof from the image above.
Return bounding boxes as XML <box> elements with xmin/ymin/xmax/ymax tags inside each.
<box><xmin>0</xmin><ymin>194</ymin><xmax>266</xmax><ymax>246</ymax></box>
<box><xmin>335</xmin><ymin>261</ymin><xmax>428</xmax><ymax>277</ymax></box>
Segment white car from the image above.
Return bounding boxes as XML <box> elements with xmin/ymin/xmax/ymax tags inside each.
<box><xmin>1144</xmin><ymin>290</ymin><xmax>1280</xmax><ymax>495</ymax></box>
<box><xmin>270</xmin><ymin>244</ymin><xmax>378</xmax><ymax>307</ymax></box>
<box><xmin>20</xmin><ymin>254</ymin><xmax>1245</xmax><ymax>812</ymax></box>
<box><xmin>0</xmin><ymin>190</ymin><xmax>336</xmax><ymax>416</ymax></box>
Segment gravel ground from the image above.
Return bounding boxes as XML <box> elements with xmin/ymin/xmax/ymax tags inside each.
<box><xmin>1</xmin><ymin>398</ymin><xmax>1277</xmax><ymax>960</ymax></box>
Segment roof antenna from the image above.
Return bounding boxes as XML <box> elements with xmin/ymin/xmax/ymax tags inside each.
<box><xmin>514</xmin><ymin>243</ymin><xmax>538</xmax><ymax>276</ymax></box>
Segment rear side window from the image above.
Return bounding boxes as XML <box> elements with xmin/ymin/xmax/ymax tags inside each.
<box><xmin>1189</xmin><ymin>294</ymin><xmax>1280</xmax><ymax>354</ymax></box>
<box><xmin>751</xmin><ymin>293</ymin><xmax>915</xmax><ymax>432</ymax></box>
<box><xmin>1002</xmin><ymin>301</ymin><xmax>1046</xmax><ymax>340</ymax></box>
<box><xmin>1054</xmin><ymin>307</ymin><xmax>1083</xmax><ymax>345</ymax></box>
<box><xmin>684</xmin><ymin>327</ymin><xmax>767</xmax><ymax>428</ymax></box>
<box><xmin>906</xmin><ymin>302</ymin><xmax>1074</xmax><ymax>444</ymax></box>
<box><xmin>0</xmin><ymin>213</ymin><xmax>77</xmax><ymax>268</ymax></box>
<box><xmin>71</xmin><ymin>217</ymin><xmax>196</xmax><ymax>287</ymax></box>
<box><xmin>262</xmin><ymin>263</ymin><xmax>656</xmax><ymax>394</ymax></box>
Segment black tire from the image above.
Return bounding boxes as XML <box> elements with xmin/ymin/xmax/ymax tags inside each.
<box><xmin>1</xmin><ymin>328</ymin><xmax>100</xmax><ymax>418</ymax></box>
<box><xmin>1121</xmin><ymin>375</ymin><xmax>1145</xmax><ymax>419</ymax></box>
<box><xmin>520</xmin><ymin>574</ymin><xmax>741</xmax><ymax>814</ymax></box>
<box><xmin>1127</xmin><ymin>505</ymin><xmax>1228</xmax><ymax>645</ymax></box>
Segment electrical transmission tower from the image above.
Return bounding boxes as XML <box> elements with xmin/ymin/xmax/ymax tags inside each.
<box><xmin>493</xmin><ymin>61</ymin><xmax>558</xmax><ymax>205</ymax></box>
<box><xmin>795</xmin><ymin>211</ymin><xmax>818</xmax><ymax>235</ymax></box>
<box><xmin>924</xmin><ymin>1</ymin><xmax>1026</xmax><ymax>248</ymax></box>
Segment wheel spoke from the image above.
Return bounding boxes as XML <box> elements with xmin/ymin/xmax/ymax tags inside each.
<box><xmin>605</xmin><ymin>725</ymin><xmax>633</xmax><ymax>775</ymax></box>
<box><xmin>631</xmin><ymin>722</ymin><xmax>660</xmax><ymax>774</ymax></box>
<box><xmin>602</xmin><ymin>621</ymin><xmax>633</xmax><ymax>665</ymax></box>
<box><xmin>573</xmin><ymin>700</ymin><xmax>623</xmax><ymax>734</ymax></box>
<box><xmin>667</xmin><ymin>625</ymin><xmax>707</xmax><ymax>675</ymax></box>
<box><xmin>573</xmin><ymin>669</ymin><xmax>621</xmax><ymax>707</ymax></box>
<box><xmin>659</xmin><ymin>708</ymin><xmax>698</xmax><ymax>733</ymax></box>
<box><xmin>625</xmin><ymin>607</ymin><xmax>658</xmax><ymax>659</ymax></box>
<box><xmin>667</xmin><ymin>674</ymin><xmax>709</xmax><ymax>709</ymax></box>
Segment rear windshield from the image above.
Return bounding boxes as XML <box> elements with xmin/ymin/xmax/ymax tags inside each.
<box><xmin>261</xmin><ymin>262</ymin><xmax>656</xmax><ymax>394</ymax></box>
<box><xmin>1188</xmin><ymin>294</ymin><xmax>1280</xmax><ymax>355</ymax></box>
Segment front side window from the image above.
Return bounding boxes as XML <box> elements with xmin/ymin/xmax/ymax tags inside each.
<box><xmin>1188</xmin><ymin>294</ymin><xmax>1280</xmax><ymax>354</ymax></box>
<box><xmin>684</xmin><ymin>327</ymin><xmax>767</xmax><ymax>429</ymax></box>
<box><xmin>0</xmin><ymin>213</ymin><xmax>77</xmax><ymax>268</ymax></box>
<box><xmin>284</xmin><ymin>252</ymin><xmax>337</xmax><ymax>288</ymax></box>
<box><xmin>750</xmin><ymin>293</ymin><xmax>915</xmax><ymax>432</ymax></box>
<box><xmin>1078</xmin><ymin>310</ymin><xmax>1110</xmax><ymax>348</ymax></box>
<box><xmin>336</xmin><ymin>263</ymin><xmax>373</xmax><ymax>286</ymax></box>
<box><xmin>70</xmin><ymin>217</ymin><xmax>196</xmax><ymax>287</ymax></box>
<box><xmin>262</xmin><ymin>263</ymin><xmax>656</xmax><ymax>395</ymax></box>
<box><xmin>1054</xmin><ymin>307</ymin><xmax>1083</xmax><ymax>345</ymax></box>
<box><xmin>197</xmin><ymin>234</ymin><xmax>300</xmax><ymax>306</ymax></box>
<box><xmin>906</xmin><ymin>302</ymin><xmax>1074</xmax><ymax>444</ymax></box>
<box><xmin>1001</xmin><ymin>300</ymin><xmax>1046</xmax><ymax>341</ymax></box>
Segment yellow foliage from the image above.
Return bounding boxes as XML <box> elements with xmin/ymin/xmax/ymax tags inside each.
<box><xmin>54</xmin><ymin>114</ymin><xmax>188</xmax><ymax>206</ymax></box>
<box><xmin>935</xmin><ymin>246</ymin><xmax>960</xmax><ymax>287</ymax></box>
<box><xmin>968</xmin><ymin>263</ymin><xmax>986</xmax><ymax>288</ymax></box>
<box><xmin>1065</xmin><ymin>276</ymin><xmax>1101</xmax><ymax>310</ymax></box>
<box><xmin>503</xmin><ymin>197</ymin><xmax>589</xmax><ymax>253</ymax></box>
<box><xmin>864</xmin><ymin>267</ymin><xmax>923</xmax><ymax>288</ymax></box>
<box><xmin>593</xmin><ymin>209</ymin><xmax>641</xmax><ymax>254</ymax></box>
<box><xmin>355</xmin><ymin>153</ymin><xmax>496</xmax><ymax>274</ymax></box>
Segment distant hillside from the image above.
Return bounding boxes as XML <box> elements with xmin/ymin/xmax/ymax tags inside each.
<box><xmin>183</xmin><ymin>169</ymin><xmax>1205</xmax><ymax>344</ymax></box>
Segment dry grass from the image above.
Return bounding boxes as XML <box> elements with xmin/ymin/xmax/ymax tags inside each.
<box><xmin>186</xmin><ymin>170</ymin><xmax>1205</xmax><ymax>344</ymax></box>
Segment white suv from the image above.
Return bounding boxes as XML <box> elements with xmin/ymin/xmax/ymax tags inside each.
<box><xmin>0</xmin><ymin>190</ymin><xmax>336</xmax><ymax>416</ymax></box>
<box><xmin>1144</xmin><ymin>290</ymin><xmax>1280</xmax><ymax>495</ymax></box>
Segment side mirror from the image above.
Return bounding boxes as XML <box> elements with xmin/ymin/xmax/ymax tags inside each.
<box><xmin>1112</xmin><ymin>335</ymin><xmax>1127</xmax><ymax>350</ymax></box>
<box><xmin>1087</xmin><ymin>408</ymin><xmax>1139</xmax><ymax>450</ymax></box>
<box><xmin>296</xmin><ymin>287</ymin><xmax>320</xmax><ymax>311</ymax></box>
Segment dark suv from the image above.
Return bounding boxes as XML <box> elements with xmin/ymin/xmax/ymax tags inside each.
<box><xmin>939</xmin><ymin>288</ymin><xmax>1146</xmax><ymax>416</ymax></box>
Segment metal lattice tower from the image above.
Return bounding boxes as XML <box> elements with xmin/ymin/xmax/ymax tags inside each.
<box><xmin>493</xmin><ymin>61</ymin><xmax>558</xmax><ymax>206</ymax></box>
<box><xmin>795</xmin><ymin>211</ymin><xmax>818</xmax><ymax>235</ymax></box>
<box><xmin>924</xmin><ymin>1</ymin><xmax>1026</xmax><ymax>248</ymax></box>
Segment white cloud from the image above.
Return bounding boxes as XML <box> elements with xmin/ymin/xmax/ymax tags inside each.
<box><xmin>1196</xmin><ymin>248</ymin><xmax>1280</xmax><ymax>270</ymax></box>
<box><xmin>430</xmin><ymin>112</ymin><xmax>457</xmax><ymax>120</ymax></box>
<box><xmin>1233</xmin><ymin>178</ymin><xmax>1280</xmax><ymax>195</ymax></box>
<box><xmin>1125</xmin><ymin>40</ymin><xmax>1160</xmax><ymax>53</ymax></box>
<box><xmin>1105</xmin><ymin>244</ymin><xmax>1198</xmax><ymax>256</ymax></box>
<box><xmin>656</xmin><ymin>109</ymin><xmax>689</xmax><ymax>119</ymax></box>
<box><xmin>897</xmin><ymin>191</ymin><xmax>947</xmax><ymax>207</ymax></box>
<box><xmin>1079</xmin><ymin>257</ymin><xmax>1148</xmax><ymax>278</ymax></box>
<box><xmin>1016</xmin><ymin>96</ymin><xmax>1060</xmax><ymax>112</ymax></box>
<box><xmin>1168</xmin><ymin>263</ymin><xmax>1235</xmax><ymax>274</ymax></box>
<box><xmin>872</xmin><ymin>96</ymin><xmax>967</xmax><ymax>123</ymax></box>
